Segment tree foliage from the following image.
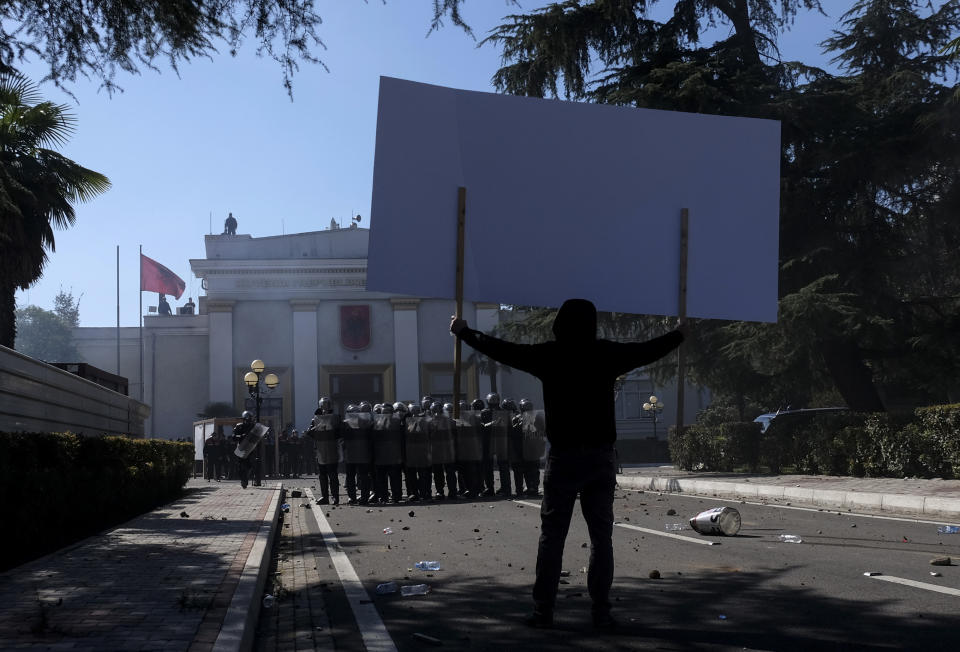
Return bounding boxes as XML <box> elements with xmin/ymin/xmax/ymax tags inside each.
<box><xmin>475</xmin><ymin>0</ymin><xmax>960</xmax><ymax>412</ymax></box>
<box><xmin>0</xmin><ymin>71</ymin><xmax>110</xmax><ymax>348</ymax></box>
<box><xmin>14</xmin><ymin>290</ymin><xmax>81</xmax><ymax>361</ymax></box>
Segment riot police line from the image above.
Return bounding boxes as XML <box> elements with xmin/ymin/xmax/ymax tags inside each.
<box><xmin>210</xmin><ymin>393</ymin><xmax>548</xmax><ymax>504</ymax></box>
<box><xmin>201</xmin><ymin>414</ymin><xmax>321</xmax><ymax>488</ymax></box>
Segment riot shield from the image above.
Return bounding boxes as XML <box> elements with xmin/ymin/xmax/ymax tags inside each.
<box><xmin>429</xmin><ymin>415</ymin><xmax>455</xmax><ymax>464</ymax></box>
<box><xmin>234</xmin><ymin>423</ymin><xmax>268</xmax><ymax>459</ymax></box>
<box><xmin>342</xmin><ymin>412</ymin><xmax>373</xmax><ymax>464</ymax></box>
<box><xmin>455</xmin><ymin>411</ymin><xmax>482</xmax><ymax>462</ymax></box>
<box><xmin>521</xmin><ymin>410</ymin><xmax>547</xmax><ymax>461</ymax></box>
<box><xmin>307</xmin><ymin>414</ymin><xmax>341</xmax><ymax>464</ymax></box>
<box><xmin>405</xmin><ymin>416</ymin><xmax>432</xmax><ymax>467</ymax></box>
<box><xmin>487</xmin><ymin>410</ymin><xmax>510</xmax><ymax>459</ymax></box>
<box><xmin>373</xmin><ymin>413</ymin><xmax>403</xmax><ymax>466</ymax></box>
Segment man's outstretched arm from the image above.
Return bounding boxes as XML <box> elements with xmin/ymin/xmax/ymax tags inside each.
<box><xmin>450</xmin><ymin>317</ymin><xmax>541</xmax><ymax>376</ymax></box>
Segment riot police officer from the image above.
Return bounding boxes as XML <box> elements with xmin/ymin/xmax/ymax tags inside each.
<box><xmin>308</xmin><ymin>397</ymin><xmax>341</xmax><ymax>504</ymax></box>
<box><xmin>343</xmin><ymin>403</ymin><xmax>374</xmax><ymax>504</ymax></box>
<box><xmin>455</xmin><ymin>399</ymin><xmax>484</xmax><ymax>497</ymax></box>
<box><xmin>483</xmin><ymin>392</ymin><xmax>512</xmax><ymax>496</ymax></box>
<box><xmin>503</xmin><ymin>397</ymin><xmax>526</xmax><ymax>495</ymax></box>
<box><xmin>373</xmin><ymin>403</ymin><xmax>404</xmax><ymax>503</ymax></box>
<box><xmin>518</xmin><ymin>399</ymin><xmax>546</xmax><ymax>496</ymax></box>
<box><xmin>232</xmin><ymin>411</ymin><xmax>263</xmax><ymax>489</ymax></box>
<box><xmin>404</xmin><ymin>403</ymin><xmax>432</xmax><ymax>500</ymax></box>
<box><xmin>479</xmin><ymin>394</ymin><xmax>498</xmax><ymax>497</ymax></box>
<box><xmin>429</xmin><ymin>401</ymin><xmax>458</xmax><ymax>499</ymax></box>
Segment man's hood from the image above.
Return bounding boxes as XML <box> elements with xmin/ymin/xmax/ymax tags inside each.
<box><xmin>552</xmin><ymin>298</ymin><xmax>597</xmax><ymax>342</ymax></box>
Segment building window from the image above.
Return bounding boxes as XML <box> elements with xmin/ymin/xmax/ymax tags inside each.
<box><xmin>615</xmin><ymin>378</ymin><xmax>652</xmax><ymax>420</ymax></box>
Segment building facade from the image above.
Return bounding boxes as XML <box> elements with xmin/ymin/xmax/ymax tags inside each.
<box><xmin>73</xmin><ymin>227</ymin><xmax>705</xmax><ymax>454</ymax></box>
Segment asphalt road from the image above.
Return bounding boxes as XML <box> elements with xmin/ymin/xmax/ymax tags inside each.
<box><xmin>274</xmin><ymin>484</ymin><xmax>960</xmax><ymax>651</ymax></box>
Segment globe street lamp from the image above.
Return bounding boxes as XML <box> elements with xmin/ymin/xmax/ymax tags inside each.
<box><xmin>244</xmin><ymin>359</ymin><xmax>280</xmax><ymax>476</ymax></box>
<box><xmin>642</xmin><ymin>395</ymin><xmax>665</xmax><ymax>439</ymax></box>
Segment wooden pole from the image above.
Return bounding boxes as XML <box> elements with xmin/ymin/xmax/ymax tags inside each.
<box><xmin>676</xmin><ymin>209</ymin><xmax>689</xmax><ymax>437</ymax></box>
<box><xmin>453</xmin><ymin>187</ymin><xmax>466</xmax><ymax>419</ymax></box>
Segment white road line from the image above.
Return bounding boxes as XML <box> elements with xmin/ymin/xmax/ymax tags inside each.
<box><xmin>304</xmin><ymin>488</ymin><xmax>397</xmax><ymax>652</ymax></box>
<box><xmin>865</xmin><ymin>574</ymin><xmax>960</xmax><ymax>597</ymax></box>
<box><xmin>615</xmin><ymin>522</ymin><xmax>720</xmax><ymax>545</ymax></box>
<box><xmin>625</xmin><ymin>489</ymin><xmax>960</xmax><ymax>527</ymax></box>
<box><xmin>512</xmin><ymin>499</ymin><xmax>718</xmax><ymax>545</ymax></box>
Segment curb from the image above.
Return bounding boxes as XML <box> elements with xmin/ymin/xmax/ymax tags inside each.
<box><xmin>617</xmin><ymin>475</ymin><xmax>960</xmax><ymax>520</ymax></box>
<box><xmin>213</xmin><ymin>482</ymin><xmax>283</xmax><ymax>652</ymax></box>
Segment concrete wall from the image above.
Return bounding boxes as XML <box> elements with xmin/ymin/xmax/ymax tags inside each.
<box><xmin>0</xmin><ymin>345</ymin><xmax>150</xmax><ymax>436</ymax></box>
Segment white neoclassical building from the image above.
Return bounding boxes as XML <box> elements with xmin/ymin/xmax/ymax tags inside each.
<box><xmin>73</xmin><ymin>225</ymin><xmax>704</xmax><ymax>458</ymax></box>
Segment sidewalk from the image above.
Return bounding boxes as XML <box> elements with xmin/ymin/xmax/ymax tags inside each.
<box><xmin>617</xmin><ymin>465</ymin><xmax>960</xmax><ymax>520</ymax></box>
<box><xmin>0</xmin><ymin>478</ymin><xmax>282</xmax><ymax>651</ymax></box>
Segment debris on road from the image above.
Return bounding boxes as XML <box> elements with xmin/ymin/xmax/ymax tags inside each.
<box><xmin>937</xmin><ymin>525</ymin><xmax>960</xmax><ymax>534</ymax></box>
<box><xmin>560</xmin><ymin>570</ymin><xmax>570</xmax><ymax>577</ymax></box>
<box><xmin>376</xmin><ymin>582</ymin><xmax>398</xmax><ymax>595</ymax></box>
<box><xmin>863</xmin><ymin>572</ymin><xmax>881</xmax><ymax>576</ymax></box>
<box><xmin>649</xmin><ymin>570</ymin><xmax>661</xmax><ymax>579</ymax></box>
<box><xmin>262</xmin><ymin>594</ymin><xmax>275</xmax><ymax>608</ymax></box>
<box><xmin>383</xmin><ymin>527</ymin><xmax>394</xmax><ymax>535</ymax></box>
<box><xmin>413</xmin><ymin>632</ymin><xmax>443</xmax><ymax>646</ymax></box>
<box><xmin>401</xmin><ymin>584</ymin><xmax>431</xmax><ymax>596</ymax></box>
<box><xmin>666</xmin><ymin>508</ymin><xmax>677</xmax><ymax>516</ymax></box>
<box><xmin>665</xmin><ymin>523</ymin><xmax>686</xmax><ymax>531</ymax></box>
<box><xmin>930</xmin><ymin>557</ymin><xmax>952</xmax><ymax>566</ymax></box>
<box><xmin>180</xmin><ymin>512</ymin><xmax>189</xmax><ymax>518</ymax></box>
<box><xmin>778</xmin><ymin>535</ymin><xmax>803</xmax><ymax>544</ymax></box>
<box><xmin>290</xmin><ymin>490</ymin><xmax>302</xmax><ymax>498</ymax></box>
<box><xmin>690</xmin><ymin>507</ymin><xmax>741</xmax><ymax>536</ymax></box>
<box><xmin>930</xmin><ymin>572</ymin><xmax>942</xmax><ymax>577</ymax></box>
<box><xmin>415</xmin><ymin>561</ymin><xmax>441</xmax><ymax>571</ymax></box>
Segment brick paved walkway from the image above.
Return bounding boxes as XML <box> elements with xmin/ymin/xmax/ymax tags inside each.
<box><xmin>0</xmin><ymin>479</ymin><xmax>281</xmax><ymax>651</ymax></box>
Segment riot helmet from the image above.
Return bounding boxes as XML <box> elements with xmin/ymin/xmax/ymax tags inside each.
<box><xmin>241</xmin><ymin>410</ymin><xmax>254</xmax><ymax>422</ymax></box>
<box><xmin>408</xmin><ymin>403</ymin><xmax>423</xmax><ymax>416</ymax></box>
<box><xmin>392</xmin><ymin>401</ymin><xmax>408</xmax><ymax>415</ymax></box>
<box><xmin>519</xmin><ymin>398</ymin><xmax>534</xmax><ymax>412</ymax></box>
<box><xmin>373</xmin><ymin>403</ymin><xmax>383</xmax><ymax>414</ymax></box>
<box><xmin>358</xmin><ymin>401</ymin><xmax>373</xmax><ymax>413</ymax></box>
<box><xmin>470</xmin><ymin>398</ymin><xmax>485</xmax><ymax>411</ymax></box>
<box><xmin>486</xmin><ymin>392</ymin><xmax>501</xmax><ymax>409</ymax></box>
<box><xmin>458</xmin><ymin>400</ymin><xmax>469</xmax><ymax>413</ymax></box>
<box><xmin>421</xmin><ymin>395</ymin><xmax>435</xmax><ymax>411</ymax></box>
<box><xmin>430</xmin><ymin>401</ymin><xmax>443</xmax><ymax>416</ymax></box>
<box><xmin>443</xmin><ymin>402</ymin><xmax>454</xmax><ymax>417</ymax></box>
<box><xmin>500</xmin><ymin>398</ymin><xmax>518</xmax><ymax>412</ymax></box>
<box><xmin>318</xmin><ymin>397</ymin><xmax>331</xmax><ymax>413</ymax></box>
<box><xmin>381</xmin><ymin>403</ymin><xmax>394</xmax><ymax>414</ymax></box>
<box><xmin>345</xmin><ymin>404</ymin><xmax>357</xmax><ymax>413</ymax></box>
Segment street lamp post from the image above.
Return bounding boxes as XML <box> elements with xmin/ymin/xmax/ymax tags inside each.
<box><xmin>642</xmin><ymin>395</ymin><xmax>665</xmax><ymax>439</ymax></box>
<box><xmin>244</xmin><ymin>359</ymin><xmax>279</xmax><ymax>477</ymax></box>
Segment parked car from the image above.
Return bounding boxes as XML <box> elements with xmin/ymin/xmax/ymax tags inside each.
<box><xmin>753</xmin><ymin>407</ymin><xmax>849</xmax><ymax>433</ymax></box>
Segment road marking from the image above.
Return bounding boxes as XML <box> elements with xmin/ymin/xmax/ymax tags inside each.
<box><xmin>626</xmin><ymin>490</ymin><xmax>960</xmax><ymax>527</ymax></box>
<box><xmin>865</xmin><ymin>574</ymin><xmax>960</xmax><ymax>597</ymax></box>
<box><xmin>304</xmin><ymin>488</ymin><xmax>397</xmax><ymax>652</ymax></box>
<box><xmin>615</xmin><ymin>522</ymin><xmax>720</xmax><ymax>545</ymax></box>
<box><xmin>513</xmin><ymin>499</ymin><xmax>718</xmax><ymax>545</ymax></box>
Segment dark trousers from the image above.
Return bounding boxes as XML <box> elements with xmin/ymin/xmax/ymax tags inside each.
<box><xmin>374</xmin><ymin>464</ymin><xmax>403</xmax><ymax>502</ymax></box>
<box><xmin>481</xmin><ymin>458</ymin><xmax>495</xmax><ymax>492</ymax></box>
<box><xmin>458</xmin><ymin>461</ymin><xmax>482</xmax><ymax>495</ymax></box>
<box><xmin>523</xmin><ymin>461</ymin><xmax>541</xmax><ymax>494</ymax></box>
<box><xmin>512</xmin><ymin>463</ymin><xmax>526</xmax><ymax>495</ymax></box>
<box><xmin>432</xmin><ymin>463</ymin><xmax>458</xmax><ymax>496</ymax></box>
<box><xmin>318</xmin><ymin>462</ymin><xmax>339</xmax><ymax>503</ymax></box>
<box><xmin>345</xmin><ymin>463</ymin><xmax>371</xmax><ymax>501</ymax></box>
<box><xmin>533</xmin><ymin>448</ymin><xmax>616</xmax><ymax>618</ymax></box>
<box><xmin>236</xmin><ymin>453</ymin><xmax>262</xmax><ymax>488</ymax></box>
<box><xmin>497</xmin><ymin>460</ymin><xmax>512</xmax><ymax>494</ymax></box>
<box><xmin>404</xmin><ymin>467</ymin><xmax>418</xmax><ymax>498</ymax></box>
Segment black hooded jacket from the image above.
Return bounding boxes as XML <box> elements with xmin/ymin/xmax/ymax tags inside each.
<box><xmin>458</xmin><ymin>299</ymin><xmax>683</xmax><ymax>450</ymax></box>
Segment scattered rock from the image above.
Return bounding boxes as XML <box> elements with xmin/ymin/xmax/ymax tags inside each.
<box><xmin>409</xmin><ymin>511</ymin><xmax>416</xmax><ymax>517</ymax></box>
<box><xmin>649</xmin><ymin>570</ymin><xmax>661</xmax><ymax>579</ymax></box>
<box><xmin>666</xmin><ymin>509</ymin><xmax>677</xmax><ymax>516</ymax></box>
<box><xmin>180</xmin><ymin>512</ymin><xmax>189</xmax><ymax>518</ymax></box>
<box><xmin>930</xmin><ymin>557</ymin><xmax>952</xmax><ymax>566</ymax></box>
<box><xmin>851</xmin><ymin>524</ymin><xmax>857</xmax><ymax>528</ymax></box>
<box><xmin>560</xmin><ymin>570</ymin><xmax>570</xmax><ymax>577</ymax></box>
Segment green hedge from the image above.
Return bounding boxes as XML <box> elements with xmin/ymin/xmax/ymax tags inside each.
<box><xmin>0</xmin><ymin>432</ymin><xmax>193</xmax><ymax>571</ymax></box>
<box><xmin>669</xmin><ymin>404</ymin><xmax>960</xmax><ymax>478</ymax></box>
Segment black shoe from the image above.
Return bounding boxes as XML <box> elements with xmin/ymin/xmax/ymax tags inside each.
<box><xmin>318</xmin><ymin>497</ymin><xmax>329</xmax><ymax>505</ymax></box>
<box><xmin>432</xmin><ymin>493</ymin><xmax>445</xmax><ymax>501</ymax></box>
<box><xmin>347</xmin><ymin>497</ymin><xmax>358</xmax><ymax>505</ymax></box>
<box><xmin>593</xmin><ymin>612</ymin><xmax>618</xmax><ymax>630</ymax></box>
<box><xmin>241</xmin><ymin>481</ymin><xmax>248</xmax><ymax>489</ymax></box>
<box><xmin>481</xmin><ymin>489</ymin><xmax>495</xmax><ymax>497</ymax></box>
<box><xmin>524</xmin><ymin>612</ymin><xmax>553</xmax><ymax>629</ymax></box>
<box><xmin>407</xmin><ymin>495</ymin><xmax>420</xmax><ymax>502</ymax></box>
<box><xmin>333</xmin><ymin>498</ymin><xmax>340</xmax><ymax>505</ymax></box>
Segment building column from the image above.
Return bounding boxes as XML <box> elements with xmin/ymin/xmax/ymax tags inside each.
<box><xmin>391</xmin><ymin>298</ymin><xmax>420</xmax><ymax>404</ymax></box>
<box><xmin>208</xmin><ymin>301</ymin><xmax>235</xmax><ymax>405</ymax></box>
<box><xmin>474</xmin><ymin>303</ymin><xmax>500</xmax><ymax>397</ymax></box>
<box><xmin>292</xmin><ymin>301</ymin><xmax>320</xmax><ymax>431</ymax></box>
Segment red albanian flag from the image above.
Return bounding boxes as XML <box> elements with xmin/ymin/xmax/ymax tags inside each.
<box><xmin>140</xmin><ymin>254</ymin><xmax>186</xmax><ymax>299</ymax></box>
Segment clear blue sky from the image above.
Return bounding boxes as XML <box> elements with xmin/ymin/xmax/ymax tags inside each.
<box><xmin>15</xmin><ymin>0</ymin><xmax>852</xmax><ymax>327</ymax></box>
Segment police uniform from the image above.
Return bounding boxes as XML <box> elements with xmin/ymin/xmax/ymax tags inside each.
<box><xmin>373</xmin><ymin>406</ymin><xmax>404</xmax><ymax>503</ymax></box>
<box><xmin>308</xmin><ymin>400</ymin><xmax>341</xmax><ymax>504</ymax></box>
<box><xmin>343</xmin><ymin>404</ymin><xmax>374</xmax><ymax>504</ymax></box>
<box><xmin>232</xmin><ymin>412</ymin><xmax>263</xmax><ymax>489</ymax></box>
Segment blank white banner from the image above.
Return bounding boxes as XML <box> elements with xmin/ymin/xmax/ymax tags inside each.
<box><xmin>369</xmin><ymin>77</ymin><xmax>780</xmax><ymax>322</ymax></box>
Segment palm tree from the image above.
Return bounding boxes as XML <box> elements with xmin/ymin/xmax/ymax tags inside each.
<box><xmin>0</xmin><ymin>72</ymin><xmax>110</xmax><ymax>348</ymax></box>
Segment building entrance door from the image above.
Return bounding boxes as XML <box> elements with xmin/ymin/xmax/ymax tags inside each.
<box><xmin>330</xmin><ymin>373</ymin><xmax>383</xmax><ymax>414</ymax></box>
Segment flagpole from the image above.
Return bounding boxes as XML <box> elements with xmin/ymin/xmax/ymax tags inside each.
<box><xmin>116</xmin><ymin>245</ymin><xmax>120</xmax><ymax>375</ymax></box>
<box><xmin>139</xmin><ymin>244</ymin><xmax>143</xmax><ymax>402</ymax></box>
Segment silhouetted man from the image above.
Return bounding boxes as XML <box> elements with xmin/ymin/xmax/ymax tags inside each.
<box><xmin>158</xmin><ymin>293</ymin><xmax>172</xmax><ymax>316</ymax></box>
<box><xmin>224</xmin><ymin>212</ymin><xmax>238</xmax><ymax>235</ymax></box>
<box><xmin>451</xmin><ymin>299</ymin><xmax>685</xmax><ymax>629</ymax></box>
